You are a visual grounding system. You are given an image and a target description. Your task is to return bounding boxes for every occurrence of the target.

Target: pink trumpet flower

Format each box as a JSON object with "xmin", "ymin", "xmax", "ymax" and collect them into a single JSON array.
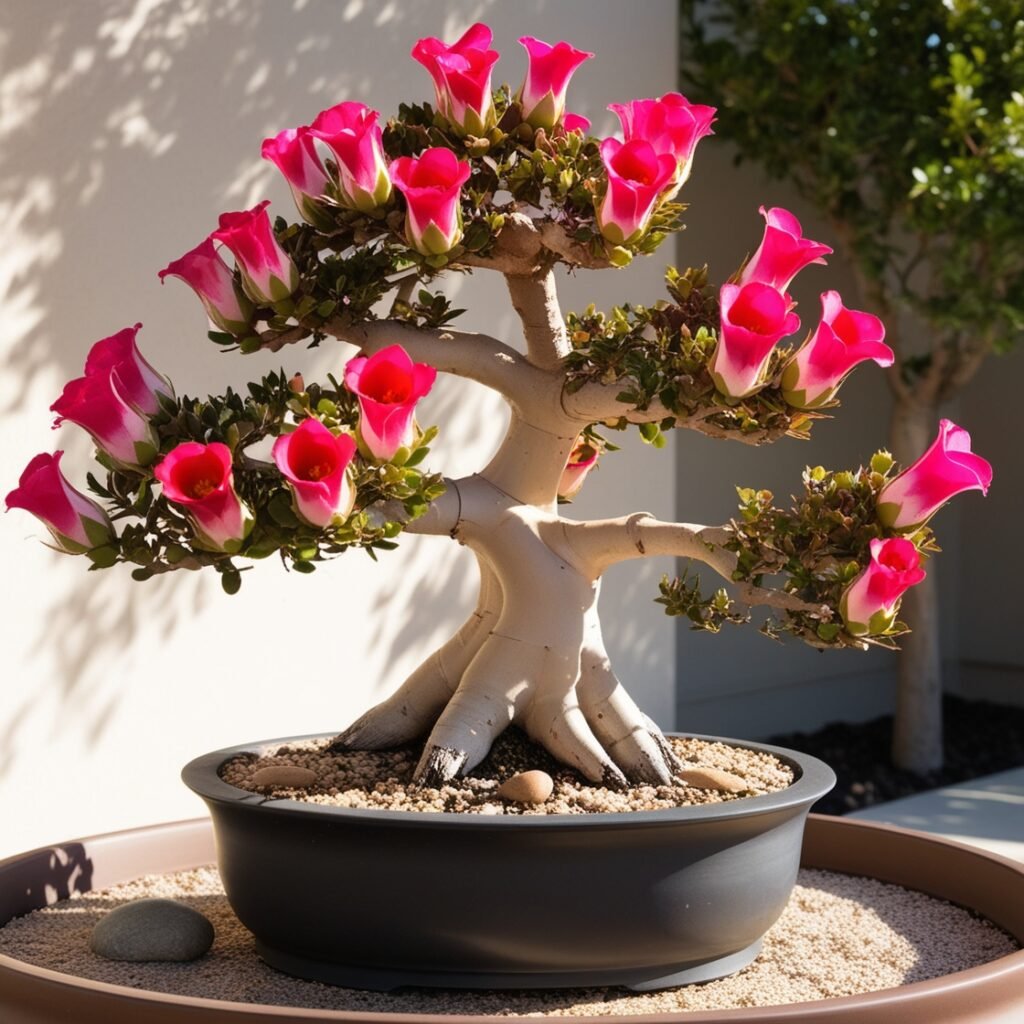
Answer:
[
  {"xmin": 411, "ymin": 23, "xmax": 499, "ymax": 136},
  {"xmin": 558, "ymin": 438, "xmax": 600, "ymax": 500},
  {"xmin": 389, "ymin": 148, "xmax": 472, "ymax": 256},
  {"xmin": 877, "ymin": 419, "xmax": 993, "ymax": 530},
  {"xmin": 261, "ymin": 126, "xmax": 331, "ymax": 224},
  {"xmin": 740, "ymin": 206, "xmax": 833, "ymax": 294},
  {"xmin": 344, "ymin": 344, "xmax": 437, "ymax": 461},
  {"xmin": 272, "ymin": 419, "xmax": 358, "ymax": 528},
  {"xmin": 83, "ymin": 323, "xmax": 174, "ymax": 417},
  {"xmin": 154, "ymin": 442, "xmax": 253, "ymax": 552},
  {"xmin": 609, "ymin": 92, "xmax": 715, "ymax": 194},
  {"xmin": 309, "ymin": 102, "xmax": 392, "ymax": 214},
  {"xmin": 781, "ymin": 292, "xmax": 894, "ymax": 409},
  {"xmin": 5, "ymin": 451, "xmax": 114, "ymax": 553},
  {"xmin": 709, "ymin": 282, "xmax": 801, "ymax": 399},
  {"xmin": 517, "ymin": 35, "xmax": 594, "ymax": 130},
  {"xmin": 840, "ymin": 537, "xmax": 927, "ymax": 637},
  {"xmin": 159, "ymin": 237, "xmax": 256, "ymax": 335},
  {"xmin": 51, "ymin": 369, "xmax": 159, "ymax": 468},
  {"xmin": 211, "ymin": 201, "xmax": 299, "ymax": 305},
  {"xmin": 562, "ymin": 111, "xmax": 591, "ymax": 135},
  {"xmin": 596, "ymin": 138, "xmax": 677, "ymax": 245}
]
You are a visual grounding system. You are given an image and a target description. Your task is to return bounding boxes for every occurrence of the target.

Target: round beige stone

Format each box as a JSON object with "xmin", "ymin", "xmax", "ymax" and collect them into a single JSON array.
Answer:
[
  {"xmin": 496, "ymin": 770, "xmax": 554, "ymax": 804},
  {"xmin": 250, "ymin": 765, "xmax": 317, "ymax": 789},
  {"xmin": 677, "ymin": 766, "xmax": 749, "ymax": 793}
]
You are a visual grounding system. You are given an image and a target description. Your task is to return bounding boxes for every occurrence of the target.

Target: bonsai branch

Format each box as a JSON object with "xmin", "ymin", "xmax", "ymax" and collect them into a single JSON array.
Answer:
[
  {"xmin": 325, "ymin": 316, "xmax": 552, "ymax": 406},
  {"xmin": 505, "ymin": 267, "xmax": 571, "ymax": 371},
  {"xmin": 458, "ymin": 212, "xmax": 614, "ymax": 275},
  {"xmin": 561, "ymin": 382, "xmax": 791, "ymax": 445},
  {"xmin": 562, "ymin": 513, "xmax": 828, "ymax": 616}
]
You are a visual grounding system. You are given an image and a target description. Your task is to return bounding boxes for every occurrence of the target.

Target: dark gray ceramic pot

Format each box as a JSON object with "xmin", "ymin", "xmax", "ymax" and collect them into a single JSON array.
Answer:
[{"xmin": 181, "ymin": 734, "xmax": 835, "ymax": 991}]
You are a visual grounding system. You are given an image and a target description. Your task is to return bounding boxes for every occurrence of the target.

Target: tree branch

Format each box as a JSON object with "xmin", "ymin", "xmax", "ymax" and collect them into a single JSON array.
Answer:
[
  {"xmin": 365, "ymin": 480, "xmax": 463, "ymax": 537},
  {"xmin": 561, "ymin": 384, "xmax": 792, "ymax": 445},
  {"xmin": 457, "ymin": 212, "xmax": 613, "ymax": 275},
  {"xmin": 559, "ymin": 513, "xmax": 828, "ymax": 616},
  {"xmin": 324, "ymin": 316, "xmax": 551, "ymax": 405},
  {"xmin": 505, "ymin": 267, "xmax": 571, "ymax": 370}
]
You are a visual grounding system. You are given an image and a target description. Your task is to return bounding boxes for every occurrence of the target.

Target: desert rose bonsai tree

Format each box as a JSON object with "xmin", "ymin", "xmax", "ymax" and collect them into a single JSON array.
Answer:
[{"xmin": 6, "ymin": 23, "xmax": 993, "ymax": 788}]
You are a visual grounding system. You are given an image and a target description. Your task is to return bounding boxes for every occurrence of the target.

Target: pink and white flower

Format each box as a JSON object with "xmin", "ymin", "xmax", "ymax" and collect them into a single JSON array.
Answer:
[
  {"xmin": 159, "ymin": 237, "xmax": 255, "ymax": 335},
  {"xmin": 154, "ymin": 442, "xmax": 253, "ymax": 552},
  {"xmin": 781, "ymin": 291, "xmax": 893, "ymax": 409},
  {"xmin": 558, "ymin": 438, "xmax": 599, "ymax": 500},
  {"xmin": 272, "ymin": 419, "xmax": 357, "ymax": 528},
  {"xmin": 609, "ymin": 92, "xmax": 715, "ymax": 194},
  {"xmin": 344, "ymin": 344, "xmax": 437, "ymax": 461},
  {"xmin": 596, "ymin": 138, "xmax": 677, "ymax": 245},
  {"xmin": 211, "ymin": 201, "xmax": 299, "ymax": 305},
  {"xmin": 389, "ymin": 148, "xmax": 472, "ymax": 256},
  {"xmin": 411, "ymin": 23, "xmax": 499, "ymax": 136},
  {"xmin": 309, "ymin": 102, "xmax": 392, "ymax": 214},
  {"xmin": 877, "ymin": 419, "xmax": 993, "ymax": 530},
  {"xmin": 5, "ymin": 451, "xmax": 114, "ymax": 553},
  {"xmin": 739, "ymin": 206, "xmax": 833, "ymax": 294},
  {"xmin": 83, "ymin": 323, "xmax": 174, "ymax": 417},
  {"xmin": 708, "ymin": 282, "xmax": 801, "ymax": 399},
  {"xmin": 51, "ymin": 370, "xmax": 159, "ymax": 468},
  {"xmin": 840, "ymin": 537, "xmax": 927, "ymax": 637},
  {"xmin": 517, "ymin": 36, "xmax": 594, "ymax": 130},
  {"xmin": 261, "ymin": 126, "xmax": 331, "ymax": 224}
]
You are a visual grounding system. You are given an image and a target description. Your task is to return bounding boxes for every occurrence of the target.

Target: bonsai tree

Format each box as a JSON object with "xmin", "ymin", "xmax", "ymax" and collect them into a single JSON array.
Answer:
[
  {"xmin": 6, "ymin": 23, "xmax": 993, "ymax": 788},
  {"xmin": 680, "ymin": 0, "xmax": 1022, "ymax": 774}
]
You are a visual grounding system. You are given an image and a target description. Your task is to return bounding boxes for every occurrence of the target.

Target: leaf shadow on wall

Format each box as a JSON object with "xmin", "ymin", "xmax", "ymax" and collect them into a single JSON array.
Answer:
[{"xmin": 0, "ymin": 0, "xmax": 506, "ymax": 776}]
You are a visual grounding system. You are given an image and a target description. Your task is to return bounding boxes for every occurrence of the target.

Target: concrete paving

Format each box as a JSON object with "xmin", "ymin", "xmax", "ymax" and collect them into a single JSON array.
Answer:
[{"xmin": 847, "ymin": 766, "xmax": 1024, "ymax": 862}]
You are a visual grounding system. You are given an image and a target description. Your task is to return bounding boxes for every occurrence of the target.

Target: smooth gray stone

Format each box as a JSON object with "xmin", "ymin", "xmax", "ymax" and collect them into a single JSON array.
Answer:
[{"xmin": 90, "ymin": 898, "xmax": 214, "ymax": 962}]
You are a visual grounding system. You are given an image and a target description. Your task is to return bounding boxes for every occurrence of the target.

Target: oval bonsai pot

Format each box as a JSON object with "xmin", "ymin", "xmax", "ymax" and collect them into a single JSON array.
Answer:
[
  {"xmin": 3, "ymin": 816, "xmax": 1024, "ymax": 1023},
  {"xmin": 180, "ymin": 733, "xmax": 835, "ymax": 991}
]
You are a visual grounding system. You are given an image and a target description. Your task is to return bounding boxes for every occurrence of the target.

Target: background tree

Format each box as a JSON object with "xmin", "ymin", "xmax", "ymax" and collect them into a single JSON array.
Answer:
[{"xmin": 680, "ymin": 0, "xmax": 1024, "ymax": 774}]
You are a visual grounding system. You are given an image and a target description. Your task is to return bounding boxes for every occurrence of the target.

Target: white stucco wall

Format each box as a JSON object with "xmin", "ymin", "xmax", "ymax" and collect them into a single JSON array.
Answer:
[{"xmin": 0, "ymin": 0, "xmax": 679, "ymax": 858}]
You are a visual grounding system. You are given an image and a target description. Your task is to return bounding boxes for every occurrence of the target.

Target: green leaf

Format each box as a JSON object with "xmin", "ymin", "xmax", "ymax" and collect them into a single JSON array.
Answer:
[
  {"xmin": 86, "ymin": 545, "xmax": 120, "ymax": 569},
  {"xmin": 220, "ymin": 570, "xmax": 242, "ymax": 595},
  {"xmin": 816, "ymin": 622, "xmax": 842, "ymax": 643}
]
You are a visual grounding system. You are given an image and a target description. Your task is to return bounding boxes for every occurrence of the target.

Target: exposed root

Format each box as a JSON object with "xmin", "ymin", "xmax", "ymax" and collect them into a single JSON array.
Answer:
[
  {"xmin": 415, "ymin": 745, "xmax": 468, "ymax": 789},
  {"xmin": 575, "ymin": 603, "xmax": 678, "ymax": 785},
  {"xmin": 329, "ymin": 557, "xmax": 501, "ymax": 754},
  {"xmin": 411, "ymin": 634, "xmax": 532, "ymax": 784}
]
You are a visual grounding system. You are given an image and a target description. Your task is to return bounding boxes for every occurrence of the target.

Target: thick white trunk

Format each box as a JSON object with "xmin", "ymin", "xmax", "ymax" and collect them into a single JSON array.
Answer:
[
  {"xmin": 330, "ymin": 217, "xmax": 826, "ymax": 786},
  {"xmin": 890, "ymin": 398, "xmax": 944, "ymax": 774}
]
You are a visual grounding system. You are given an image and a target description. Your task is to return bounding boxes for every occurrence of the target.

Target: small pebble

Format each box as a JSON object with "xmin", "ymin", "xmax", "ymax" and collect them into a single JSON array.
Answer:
[
  {"xmin": 677, "ymin": 766, "xmax": 749, "ymax": 793},
  {"xmin": 497, "ymin": 769, "xmax": 554, "ymax": 804},
  {"xmin": 251, "ymin": 765, "xmax": 317, "ymax": 789},
  {"xmin": 90, "ymin": 898, "xmax": 214, "ymax": 962}
]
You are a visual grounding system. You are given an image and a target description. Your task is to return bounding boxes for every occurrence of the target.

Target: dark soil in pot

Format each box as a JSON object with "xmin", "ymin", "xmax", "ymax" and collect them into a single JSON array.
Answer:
[{"xmin": 219, "ymin": 730, "xmax": 796, "ymax": 814}]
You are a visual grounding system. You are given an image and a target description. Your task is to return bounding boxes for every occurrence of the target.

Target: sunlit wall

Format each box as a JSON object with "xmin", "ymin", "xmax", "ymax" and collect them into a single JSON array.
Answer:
[{"xmin": 0, "ymin": 0, "xmax": 679, "ymax": 856}]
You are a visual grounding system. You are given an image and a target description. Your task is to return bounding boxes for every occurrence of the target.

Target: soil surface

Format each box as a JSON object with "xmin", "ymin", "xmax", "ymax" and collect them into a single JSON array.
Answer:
[
  {"xmin": 771, "ymin": 695, "xmax": 1024, "ymax": 816},
  {"xmin": 221, "ymin": 731, "xmax": 794, "ymax": 814}
]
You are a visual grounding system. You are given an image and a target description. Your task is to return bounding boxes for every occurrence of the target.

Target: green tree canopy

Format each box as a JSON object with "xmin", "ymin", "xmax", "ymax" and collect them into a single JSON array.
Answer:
[{"xmin": 681, "ymin": 0, "xmax": 1024, "ymax": 402}]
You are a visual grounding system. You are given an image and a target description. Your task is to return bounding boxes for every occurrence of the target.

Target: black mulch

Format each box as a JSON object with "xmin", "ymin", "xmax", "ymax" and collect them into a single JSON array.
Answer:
[{"xmin": 769, "ymin": 695, "xmax": 1024, "ymax": 816}]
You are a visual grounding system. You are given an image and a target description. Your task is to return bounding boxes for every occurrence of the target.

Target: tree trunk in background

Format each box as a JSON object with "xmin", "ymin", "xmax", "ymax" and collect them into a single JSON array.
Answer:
[{"xmin": 890, "ymin": 397, "xmax": 944, "ymax": 774}]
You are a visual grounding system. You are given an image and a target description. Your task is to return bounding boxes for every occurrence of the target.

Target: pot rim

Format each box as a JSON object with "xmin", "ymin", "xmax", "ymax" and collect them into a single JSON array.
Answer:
[{"xmin": 181, "ymin": 732, "xmax": 837, "ymax": 829}]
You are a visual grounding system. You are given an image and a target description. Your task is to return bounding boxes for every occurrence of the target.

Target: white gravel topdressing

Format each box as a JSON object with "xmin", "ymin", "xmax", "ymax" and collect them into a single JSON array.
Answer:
[{"xmin": 0, "ymin": 864, "xmax": 1017, "ymax": 1016}]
